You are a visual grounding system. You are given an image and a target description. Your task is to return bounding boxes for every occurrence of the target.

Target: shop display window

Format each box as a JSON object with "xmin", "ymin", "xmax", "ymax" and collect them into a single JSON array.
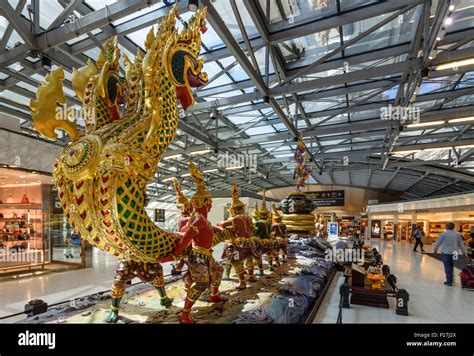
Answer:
[
  {"xmin": 0, "ymin": 167, "xmax": 86, "ymax": 274},
  {"xmin": 0, "ymin": 178, "xmax": 50, "ymax": 272}
]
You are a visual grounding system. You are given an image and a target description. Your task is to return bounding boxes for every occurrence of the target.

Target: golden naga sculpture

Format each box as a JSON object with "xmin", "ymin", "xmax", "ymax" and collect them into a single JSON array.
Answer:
[
  {"xmin": 30, "ymin": 5, "xmax": 209, "ymax": 263},
  {"xmin": 30, "ymin": 68, "xmax": 78, "ymax": 140}
]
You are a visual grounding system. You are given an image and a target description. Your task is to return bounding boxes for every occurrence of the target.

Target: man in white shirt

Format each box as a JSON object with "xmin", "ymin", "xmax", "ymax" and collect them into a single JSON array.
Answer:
[{"xmin": 434, "ymin": 222, "xmax": 468, "ymax": 286}]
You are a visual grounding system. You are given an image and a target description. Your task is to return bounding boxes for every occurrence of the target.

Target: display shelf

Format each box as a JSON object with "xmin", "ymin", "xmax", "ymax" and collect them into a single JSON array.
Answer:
[
  {"xmin": 429, "ymin": 221, "xmax": 447, "ymax": 242},
  {"xmin": 384, "ymin": 222, "xmax": 393, "ymax": 240},
  {"xmin": 0, "ymin": 203, "xmax": 42, "ymax": 209},
  {"xmin": 0, "ymin": 233, "xmax": 41, "ymax": 237},
  {"xmin": 0, "ymin": 218, "xmax": 41, "ymax": 222},
  {"xmin": 460, "ymin": 222, "xmax": 474, "ymax": 242}
]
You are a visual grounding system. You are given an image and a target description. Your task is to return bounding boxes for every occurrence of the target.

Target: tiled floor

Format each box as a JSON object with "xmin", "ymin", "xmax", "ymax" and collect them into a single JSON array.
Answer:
[
  {"xmin": 1, "ymin": 240, "xmax": 471, "ymax": 323},
  {"xmin": 0, "ymin": 246, "xmax": 225, "ymax": 322},
  {"xmin": 313, "ymin": 239, "xmax": 473, "ymax": 324},
  {"xmin": 0, "ymin": 250, "xmax": 119, "ymax": 320}
]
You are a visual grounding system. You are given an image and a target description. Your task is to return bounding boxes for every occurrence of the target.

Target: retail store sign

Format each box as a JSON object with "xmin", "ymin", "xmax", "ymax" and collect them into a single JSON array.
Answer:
[
  {"xmin": 328, "ymin": 222, "xmax": 338, "ymax": 241},
  {"xmin": 154, "ymin": 209, "xmax": 165, "ymax": 223},
  {"xmin": 307, "ymin": 190, "xmax": 345, "ymax": 207}
]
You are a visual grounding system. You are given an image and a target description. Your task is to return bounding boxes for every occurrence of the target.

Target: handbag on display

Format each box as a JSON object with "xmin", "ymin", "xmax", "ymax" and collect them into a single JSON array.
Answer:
[{"xmin": 21, "ymin": 194, "xmax": 30, "ymax": 204}]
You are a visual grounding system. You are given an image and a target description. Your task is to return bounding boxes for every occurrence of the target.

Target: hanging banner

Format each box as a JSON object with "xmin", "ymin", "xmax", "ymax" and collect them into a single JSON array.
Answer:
[{"xmin": 307, "ymin": 190, "xmax": 345, "ymax": 207}]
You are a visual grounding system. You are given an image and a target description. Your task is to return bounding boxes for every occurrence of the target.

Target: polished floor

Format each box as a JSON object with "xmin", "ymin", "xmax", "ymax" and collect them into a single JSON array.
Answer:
[
  {"xmin": 0, "ymin": 250, "xmax": 120, "ymax": 320},
  {"xmin": 0, "ymin": 240, "xmax": 472, "ymax": 323},
  {"xmin": 314, "ymin": 239, "xmax": 473, "ymax": 324},
  {"xmin": 0, "ymin": 246, "xmax": 224, "ymax": 322}
]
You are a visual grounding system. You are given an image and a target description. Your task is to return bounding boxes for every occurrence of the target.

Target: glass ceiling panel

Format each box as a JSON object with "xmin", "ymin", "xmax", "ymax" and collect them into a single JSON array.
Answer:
[
  {"xmin": 446, "ymin": 2, "xmax": 474, "ymax": 33},
  {"xmin": 8, "ymin": 0, "xmax": 20, "ymax": 8},
  {"xmin": 217, "ymin": 131, "xmax": 238, "ymax": 140},
  {"xmin": 302, "ymin": 98, "xmax": 345, "ymax": 112},
  {"xmin": 84, "ymin": 47, "xmax": 101, "ymax": 61},
  {"xmin": 206, "ymin": 90, "xmax": 247, "ymax": 99},
  {"xmin": 0, "ymin": 72, "xmax": 9, "ymax": 80},
  {"xmin": 340, "ymin": 0, "xmax": 377, "ymax": 12},
  {"xmin": 442, "ymin": 94, "xmax": 474, "ymax": 108},
  {"xmin": 85, "ymin": 0, "xmax": 117, "ymax": 10},
  {"xmin": 278, "ymin": 28, "xmax": 341, "ymax": 64},
  {"xmin": 8, "ymin": 62, "xmax": 23, "ymax": 71},
  {"xmin": 219, "ymin": 57, "xmax": 250, "ymax": 81},
  {"xmin": 40, "ymin": 0, "xmax": 64, "ymax": 29},
  {"xmin": 213, "ymin": 0, "xmax": 259, "ymax": 42},
  {"xmin": 201, "ymin": 61, "xmax": 234, "ymax": 88},
  {"xmin": 31, "ymin": 73, "xmax": 45, "ymax": 82},
  {"xmin": 16, "ymin": 81, "xmax": 36, "ymax": 92},
  {"xmin": 310, "ymin": 113, "xmax": 347, "ymax": 125},
  {"xmin": 126, "ymin": 25, "xmax": 155, "ymax": 50},
  {"xmin": 457, "ymin": 72, "xmax": 474, "ymax": 88},
  {"xmin": 245, "ymin": 125, "xmax": 276, "ymax": 136},
  {"xmin": 5, "ymin": 29, "xmax": 24, "ymax": 49},
  {"xmin": 66, "ymin": 29, "xmax": 102, "ymax": 45},
  {"xmin": 0, "ymin": 16, "xmax": 8, "ymax": 40},
  {"xmin": 419, "ymin": 78, "xmax": 456, "ymax": 95},
  {"xmin": 0, "ymin": 101, "xmax": 29, "ymax": 114},
  {"xmin": 1, "ymin": 90, "xmax": 30, "ymax": 106},
  {"xmin": 347, "ymin": 87, "xmax": 396, "ymax": 102},
  {"xmin": 274, "ymin": 123, "xmax": 288, "ymax": 131},
  {"xmin": 254, "ymin": 47, "xmax": 275, "ymax": 76},
  {"xmin": 227, "ymin": 115, "xmax": 257, "ymax": 125},
  {"xmin": 262, "ymin": 0, "xmax": 338, "ymax": 26},
  {"xmin": 113, "ymin": 2, "xmax": 165, "ymax": 26},
  {"xmin": 343, "ymin": 8, "xmax": 417, "ymax": 56}
]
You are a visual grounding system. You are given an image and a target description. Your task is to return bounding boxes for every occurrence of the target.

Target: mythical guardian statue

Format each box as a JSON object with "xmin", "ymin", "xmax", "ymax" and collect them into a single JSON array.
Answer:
[{"xmin": 30, "ymin": 6, "xmax": 213, "ymax": 322}]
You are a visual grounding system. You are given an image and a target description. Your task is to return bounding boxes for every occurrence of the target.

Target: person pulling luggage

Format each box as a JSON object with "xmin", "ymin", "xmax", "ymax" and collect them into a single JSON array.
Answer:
[{"xmin": 433, "ymin": 222, "xmax": 469, "ymax": 286}]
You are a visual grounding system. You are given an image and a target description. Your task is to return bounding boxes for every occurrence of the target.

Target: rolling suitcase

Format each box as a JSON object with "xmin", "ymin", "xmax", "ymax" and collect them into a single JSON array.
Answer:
[{"xmin": 460, "ymin": 264, "xmax": 474, "ymax": 289}]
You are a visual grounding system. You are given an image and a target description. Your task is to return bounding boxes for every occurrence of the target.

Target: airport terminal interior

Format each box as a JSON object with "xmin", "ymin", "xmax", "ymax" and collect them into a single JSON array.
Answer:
[{"xmin": 0, "ymin": 0, "xmax": 473, "ymax": 327}]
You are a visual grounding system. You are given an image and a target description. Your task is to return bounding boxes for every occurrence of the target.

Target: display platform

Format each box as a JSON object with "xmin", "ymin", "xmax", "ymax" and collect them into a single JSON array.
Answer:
[{"xmin": 15, "ymin": 238, "xmax": 335, "ymax": 324}]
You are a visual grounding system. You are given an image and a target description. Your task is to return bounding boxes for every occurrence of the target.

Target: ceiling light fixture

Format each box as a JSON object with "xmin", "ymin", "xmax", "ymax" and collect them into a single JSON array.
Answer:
[
  {"xmin": 188, "ymin": 0, "xmax": 199, "ymax": 12},
  {"xmin": 448, "ymin": 117, "xmax": 474, "ymax": 123},
  {"xmin": 435, "ymin": 58, "xmax": 474, "ymax": 71},
  {"xmin": 203, "ymin": 168, "xmax": 218, "ymax": 173},
  {"xmin": 190, "ymin": 149, "xmax": 213, "ymax": 155},
  {"xmin": 162, "ymin": 177, "xmax": 174, "ymax": 182},
  {"xmin": 394, "ymin": 144, "xmax": 474, "ymax": 154},
  {"xmin": 226, "ymin": 166, "xmax": 245, "ymax": 170},
  {"xmin": 165, "ymin": 154, "xmax": 183, "ymax": 160},
  {"xmin": 444, "ymin": 17, "xmax": 453, "ymax": 26},
  {"xmin": 406, "ymin": 120, "xmax": 445, "ymax": 128}
]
